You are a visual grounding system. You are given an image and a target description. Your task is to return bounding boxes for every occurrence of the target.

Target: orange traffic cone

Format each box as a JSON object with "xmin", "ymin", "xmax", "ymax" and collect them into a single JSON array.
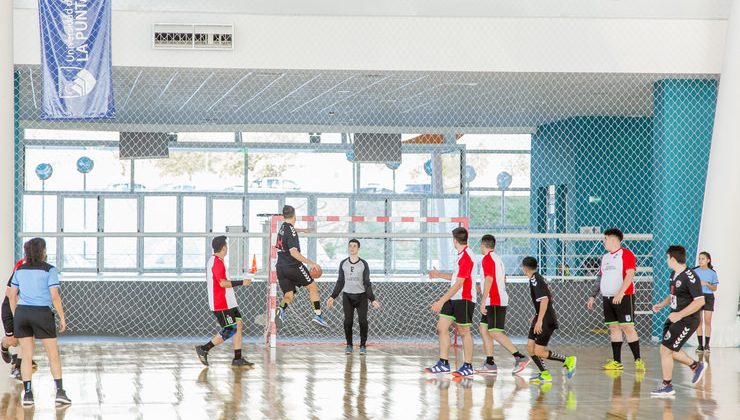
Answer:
[{"xmin": 250, "ymin": 254, "xmax": 258, "ymax": 273}]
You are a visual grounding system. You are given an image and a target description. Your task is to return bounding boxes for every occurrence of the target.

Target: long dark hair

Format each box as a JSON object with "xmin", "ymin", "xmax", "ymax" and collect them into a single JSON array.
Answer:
[
  {"xmin": 699, "ymin": 251, "xmax": 714, "ymax": 270},
  {"xmin": 23, "ymin": 238, "xmax": 47, "ymax": 265}
]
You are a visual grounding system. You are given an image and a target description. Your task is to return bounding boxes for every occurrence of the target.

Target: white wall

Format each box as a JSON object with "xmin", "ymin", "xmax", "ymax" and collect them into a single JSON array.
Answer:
[{"xmin": 13, "ymin": 9, "xmax": 726, "ymax": 74}]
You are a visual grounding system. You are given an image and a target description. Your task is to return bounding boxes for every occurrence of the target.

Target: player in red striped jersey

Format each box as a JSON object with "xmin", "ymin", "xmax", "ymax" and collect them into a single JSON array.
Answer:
[
  {"xmin": 477, "ymin": 234, "xmax": 529, "ymax": 375},
  {"xmin": 425, "ymin": 227, "xmax": 477, "ymax": 378},
  {"xmin": 195, "ymin": 236, "xmax": 254, "ymax": 368}
]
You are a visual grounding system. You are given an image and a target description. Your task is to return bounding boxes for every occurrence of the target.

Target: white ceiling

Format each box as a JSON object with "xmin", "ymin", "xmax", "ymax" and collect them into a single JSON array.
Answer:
[
  {"xmin": 15, "ymin": 66, "xmax": 718, "ymax": 131},
  {"xmin": 12, "ymin": 0, "xmax": 732, "ymax": 19}
]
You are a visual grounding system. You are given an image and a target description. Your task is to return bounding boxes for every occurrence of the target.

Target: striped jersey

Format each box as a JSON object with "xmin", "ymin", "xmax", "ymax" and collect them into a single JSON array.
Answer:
[
  {"xmin": 450, "ymin": 246, "xmax": 476, "ymax": 302},
  {"xmin": 480, "ymin": 251, "xmax": 508, "ymax": 306},
  {"xmin": 598, "ymin": 248, "xmax": 636, "ymax": 297},
  {"xmin": 207, "ymin": 255, "xmax": 237, "ymax": 311}
]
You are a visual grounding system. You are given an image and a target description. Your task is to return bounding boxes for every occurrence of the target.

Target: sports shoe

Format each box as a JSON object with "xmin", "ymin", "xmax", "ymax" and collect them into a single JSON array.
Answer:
[
  {"xmin": 22, "ymin": 391, "xmax": 34, "ymax": 407},
  {"xmin": 1, "ymin": 346, "xmax": 10, "ymax": 364},
  {"xmin": 691, "ymin": 361, "xmax": 706, "ymax": 385},
  {"xmin": 602, "ymin": 359, "xmax": 624, "ymax": 370},
  {"xmin": 275, "ymin": 307, "xmax": 285, "ymax": 330},
  {"xmin": 650, "ymin": 383, "xmax": 675, "ymax": 397},
  {"xmin": 635, "ymin": 359, "xmax": 646, "ymax": 372},
  {"xmin": 451, "ymin": 364, "xmax": 476, "ymax": 378},
  {"xmin": 477, "ymin": 362, "xmax": 498, "ymax": 374},
  {"xmin": 564, "ymin": 356, "xmax": 577, "ymax": 379},
  {"xmin": 529, "ymin": 371, "xmax": 553, "ymax": 383},
  {"xmin": 312, "ymin": 314, "xmax": 329, "ymax": 328},
  {"xmin": 424, "ymin": 360, "xmax": 451, "ymax": 374},
  {"xmin": 13, "ymin": 368, "xmax": 21, "ymax": 381},
  {"xmin": 512, "ymin": 356, "xmax": 530, "ymax": 375},
  {"xmin": 696, "ymin": 346, "xmax": 705, "ymax": 353},
  {"xmin": 345, "ymin": 345, "xmax": 353, "ymax": 354},
  {"xmin": 55, "ymin": 389, "xmax": 71, "ymax": 406},
  {"xmin": 232, "ymin": 358, "xmax": 254, "ymax": 368},
  {"xmin": 359, "ymin": 346, "xmax": 367, "ymax": 355},
  {"xmin": 195, "ymin": 346, "xmax": 209, "ymax": 366},
  {"xmin": 704, "ymin": 346, "xmax": 711, "ymax": 353}
]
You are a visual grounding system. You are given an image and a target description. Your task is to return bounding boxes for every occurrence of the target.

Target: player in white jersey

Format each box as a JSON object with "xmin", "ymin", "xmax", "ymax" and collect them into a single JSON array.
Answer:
[
  {"xmin": 477, "ymin": 234, "xmax": 529, "ymax": 375},
  {"xmin": 425, "ymin": 227, "xmax": 477, "ymax": 378},
  {"xmin": 586, "ymin": 228, "xmax": 645, "ymax": 372}
]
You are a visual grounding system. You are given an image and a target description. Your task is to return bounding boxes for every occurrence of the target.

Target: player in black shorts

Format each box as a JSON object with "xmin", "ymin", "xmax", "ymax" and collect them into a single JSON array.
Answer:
[
  {"xmin": 521, "ymin": 257, "xmax": 576, "ymax": 383},
  {"xmin": 1, "ymin": 258, "xmax": 38, "ymax": 379},
  {"xmin": 274, "ymin": 205, "xmax": 329, "ymax": 328},
  {"xmin": 650, "ymin": 246, "xmax": 707, "ymax": 397}
]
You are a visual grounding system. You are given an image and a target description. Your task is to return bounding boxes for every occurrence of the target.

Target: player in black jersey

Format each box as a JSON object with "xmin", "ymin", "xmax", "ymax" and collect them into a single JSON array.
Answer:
[
  {"xmin": 274, "ymin": 205, "xmax": 329, "ymax": 328},
  {"xmin": 650, "ymin": 246, "xmax": 706, "ymax": 397},
  {"xmin": 521, "ymin": 257, "xmax": 576, "ymax": 383}
]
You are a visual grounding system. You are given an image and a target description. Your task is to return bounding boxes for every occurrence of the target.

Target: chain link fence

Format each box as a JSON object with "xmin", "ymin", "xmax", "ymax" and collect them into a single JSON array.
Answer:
[{"xmin": 11, "ymin": 4, "xmax": 719, "ymax": 343}]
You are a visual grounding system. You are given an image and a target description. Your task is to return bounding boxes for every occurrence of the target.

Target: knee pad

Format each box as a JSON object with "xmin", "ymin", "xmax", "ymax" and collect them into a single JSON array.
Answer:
[{"xmin": 219, "ymin": 325, "xmax": 236, "ymax": 340}]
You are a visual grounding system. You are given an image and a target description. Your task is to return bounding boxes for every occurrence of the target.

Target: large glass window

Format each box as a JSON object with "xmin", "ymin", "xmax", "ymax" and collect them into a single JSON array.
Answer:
[
  {"xmin": 134, "ymin": 150, "xmax": 244, "ymax": 192},
  {"xmin": 248, "ymin": 152, "xmax": 353, "ymax": 193}
]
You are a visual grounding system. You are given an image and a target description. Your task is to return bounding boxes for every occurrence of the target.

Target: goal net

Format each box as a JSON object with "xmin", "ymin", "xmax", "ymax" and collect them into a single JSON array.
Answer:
[{"xmin": 260, "ymin": 215, "xmax": 654, "ymax": 347}]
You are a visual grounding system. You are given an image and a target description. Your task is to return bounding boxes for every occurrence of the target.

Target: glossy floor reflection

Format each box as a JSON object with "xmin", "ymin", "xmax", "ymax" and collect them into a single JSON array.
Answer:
[{"xmin": 0, "ymin": 341, "xmax": 736, "ymax": 419}]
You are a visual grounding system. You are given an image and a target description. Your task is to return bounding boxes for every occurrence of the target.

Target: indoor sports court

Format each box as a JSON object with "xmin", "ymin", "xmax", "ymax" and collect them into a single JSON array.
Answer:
[{"xmin": 0, "ymin": 1, "xmax": 738, "ymax": 419}]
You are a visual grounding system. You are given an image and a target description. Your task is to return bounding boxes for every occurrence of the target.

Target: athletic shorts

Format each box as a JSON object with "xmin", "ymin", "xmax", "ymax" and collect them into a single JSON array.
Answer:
[
  {"xmin": 528, "ymin": 317, "xmax": 558, "ymax": 346},
  {"xmin": 213, "ymin": 307, "xmax": 242, "ymax": 328},
  {"xmin": 662, "ymin": 316, "xmax": 700, "ymax": 351},
  {"xmin": 480, "ymin": 305, "xmax": 507, "ymax": 332},
  {"xmin": 440, "ymin": 299, "xmax": 475, "ymax": 326},
  {"xmin": 603, "ymin": 295, "xmax": 636, "ymax": 325},
  {"xmin": 703, "ymin": 293, "xmax": 715, "ymax": 311},
  {"xmin": 14, "ymin": 305, "xmax": 56, "ymax": 339},
  {"xmin": 276, "ymin": 264, "xmax": 314, "ymax": 294},
  {"xmin": 1, "ymin": 298, "xmax": 13, "ymax": 337}
]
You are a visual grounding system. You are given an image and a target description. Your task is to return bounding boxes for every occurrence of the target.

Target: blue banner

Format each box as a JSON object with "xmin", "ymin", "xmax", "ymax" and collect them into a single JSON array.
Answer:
[{"xmin": 39, "ymin": 0, "xmax": 115, "ymax": 119}]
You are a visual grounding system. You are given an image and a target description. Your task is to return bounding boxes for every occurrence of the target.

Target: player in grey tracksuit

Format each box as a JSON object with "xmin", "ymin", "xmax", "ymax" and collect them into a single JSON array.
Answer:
[{"xmin": 326, "ymin": 239, "xmax": 380, "ymax": 354}]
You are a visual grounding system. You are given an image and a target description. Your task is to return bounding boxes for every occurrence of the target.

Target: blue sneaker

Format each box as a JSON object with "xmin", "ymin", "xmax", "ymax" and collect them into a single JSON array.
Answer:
[
  {"xmin": 691, "ymin": 361, "xmax": 706, "ymax": 384},
  {"xmin": 312, "ymin": 314, "xmax": 329, "ymax": 328},
  {"xmin": 359, "ymin": 346, "xmax": 367, "ymax": 355},
  {"xmin": 650, "ymin": 383, "xmax": 676, "ymax": 397},
  {"xmin": 345, "ymin": 345, "xmax": 353, "ymax": 354},
  {"xmin": 452, "ymin": 364, "xmax": 476, "ymax": 378},
  {"xmin": 275, "ymin": 307, "xmax": 285, "ymax": 329},
  {"xmin": 425, "ymin": 360, "xmax": 451, "ymax": 374}
]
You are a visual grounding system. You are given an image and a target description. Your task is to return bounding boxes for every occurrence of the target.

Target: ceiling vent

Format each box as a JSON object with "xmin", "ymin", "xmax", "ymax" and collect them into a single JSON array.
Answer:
[{"xmin": 153, "ymin": 24, "xmax": 233, "ymax": 50}]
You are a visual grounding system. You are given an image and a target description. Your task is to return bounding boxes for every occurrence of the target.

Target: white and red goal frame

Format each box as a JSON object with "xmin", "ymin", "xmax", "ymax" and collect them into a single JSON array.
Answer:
[{"xmin": 264, "ymin": 215, "xmax": 469, "ymax": 347}]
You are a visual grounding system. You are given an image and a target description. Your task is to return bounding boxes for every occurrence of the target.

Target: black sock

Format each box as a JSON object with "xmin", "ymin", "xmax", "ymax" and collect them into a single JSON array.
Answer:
[
  {"xmin": 512, "ymin": 351, "xmax": 525, "ymax": 359},
  {"xmin": 690, "ymin": 361, "xmax": 698, "ymax": 370},
  {"xmin": 697, "ymin": 335, "xmax": 704, "ymax": 347},
  {"xmin": 705, "ymin": 337, "xmax": 710, "ymax": 348},
  {"xmin": 531, "ymin": 356, "xmax": 547, "ymax": 372},
  {"xmin": 313, "ymin": 300, "xmax": 321, "ymax": 316},
  {"xmin": 234, "ymin": 349, "xmax": 242, "ymax": 360},
  {"xmin": 485, "ymin": 356, "xmax": 495, "ymax": 365},
  {"xmin": 611, "ymin": 341, "xmax": 623, "ymax": 363},
  {"xmin": 23, "ymin": 381, "xmax": 31, "ymax": 393},
  {"xmin": 202, "ymin": 341, "xmax": 215, "ymax": 351},
  {"xmin": 280, "ymin": 301, "xmax": 288, "ymax": 310},
  {"xmin": 439, "ymin": 358, "xmax": 449, "ymax": 365},
  {"xmin": 54, "ymin": 378, "xmax": 63, "ymax": 391},
  {"xmin": 546, "ymin": 350, "xmax": 566, "ymax": 363},
  {"xmin": 662, "ymin": 379, "xmax": 672, "ymax": 386},
  {"xmin": 628, "ymin": 340, "xmax": 641, "ymax": 360},
  {"xmin": 15, "ymin": 357, "xmax": 21, "ymax": 369}
]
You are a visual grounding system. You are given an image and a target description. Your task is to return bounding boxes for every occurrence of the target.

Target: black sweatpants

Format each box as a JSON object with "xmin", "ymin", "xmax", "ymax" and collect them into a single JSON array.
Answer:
[{"xmin": 343, "ymin": 292, "xmax": 369, "ymax": 347}]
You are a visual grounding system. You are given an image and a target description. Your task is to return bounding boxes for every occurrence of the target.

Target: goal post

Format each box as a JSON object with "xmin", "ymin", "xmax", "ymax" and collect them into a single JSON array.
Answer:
[{"xmin": 264, "ymin": 215, "xmax": 469, "ymax": 348}]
